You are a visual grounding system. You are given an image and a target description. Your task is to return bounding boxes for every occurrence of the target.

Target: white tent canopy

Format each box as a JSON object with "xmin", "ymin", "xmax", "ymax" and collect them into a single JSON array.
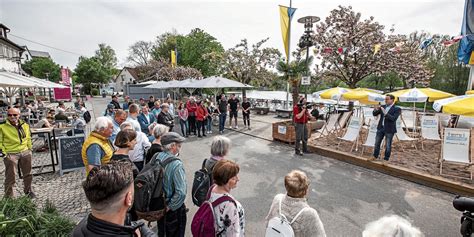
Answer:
[{"xmin": 191, "ymin": 76, "xmax": 252, "ymax": 89}]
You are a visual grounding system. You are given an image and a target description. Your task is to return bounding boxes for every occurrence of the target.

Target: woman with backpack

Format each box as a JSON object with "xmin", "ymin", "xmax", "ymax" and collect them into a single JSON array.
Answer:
[
  {"xmin": 112, "ymin": 129, "xmax": 139, "ymax": 178},
  {"xmin": 145, "ymin": 124, "xmax": 169, "ymax": 164},
  {"xmin": 210, "ymin": 160, "xmax": 245, "ymax": 236},
  {"xmin": 265, "ymin": 170, "xmax": 326, "ymax": 237}
]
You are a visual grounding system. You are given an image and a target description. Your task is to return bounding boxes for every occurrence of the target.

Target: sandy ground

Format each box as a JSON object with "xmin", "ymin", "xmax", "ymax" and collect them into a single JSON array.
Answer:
[{"xmin": 309, "ymin": 127, "xmax": 474, "ymax": 185}]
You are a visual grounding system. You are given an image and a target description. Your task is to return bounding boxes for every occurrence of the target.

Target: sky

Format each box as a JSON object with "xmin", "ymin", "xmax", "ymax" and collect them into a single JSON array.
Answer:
[{"xmin": 0, "ymin": 0, "xmax": 467, "ymax": 69}]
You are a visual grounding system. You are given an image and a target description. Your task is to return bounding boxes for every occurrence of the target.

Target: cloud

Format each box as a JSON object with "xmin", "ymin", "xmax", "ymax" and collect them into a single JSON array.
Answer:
[{"xmin": 0, "ymin": 0, "xmax": 465, "ymax": 69}]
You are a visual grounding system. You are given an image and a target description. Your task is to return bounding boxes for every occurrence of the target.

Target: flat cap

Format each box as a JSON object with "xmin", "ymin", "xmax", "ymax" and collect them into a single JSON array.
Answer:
[{"xmin": 161, "ymin": 132, "xmax": 185, "ymax": 146}]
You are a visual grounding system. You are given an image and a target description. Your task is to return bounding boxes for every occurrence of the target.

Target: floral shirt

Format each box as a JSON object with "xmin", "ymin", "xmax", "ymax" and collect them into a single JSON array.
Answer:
[{"xmin": 209, "ymin": 192, "xmax": 245, "ymax": 237}]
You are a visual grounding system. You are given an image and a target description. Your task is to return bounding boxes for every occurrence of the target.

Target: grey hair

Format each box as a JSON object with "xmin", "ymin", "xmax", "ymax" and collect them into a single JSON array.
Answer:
[
  {"xmin": 120, "ymin": 121, "xmax": 133, "ymax": 131},
  {"xmin": 94, "ymin": 117, "xmax": 112, "ymax": 132},
  {"xmin": 153, "ymin": 124, "xmax": 169, "ymax": 139},
  {"xmin": 211, "ymin": 136, "xmax": 231, "ymax": 157},
  {"xmin": 163, "ymin": 142, "xmax": 176, "ymax": 151},
  {"xmin": 362, "ymin": 215, "xmax": 424, "ymax": 237}
]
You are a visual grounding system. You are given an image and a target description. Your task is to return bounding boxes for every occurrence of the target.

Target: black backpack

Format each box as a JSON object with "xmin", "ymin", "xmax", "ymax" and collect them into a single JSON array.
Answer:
[
  {"xmin": 134, "ymin": 152, "xmax": 179, "ymax": 222},
  {"xmin": 83, "ymin": 111, "xmax": 92, "ymax": 124},
  {"xmin": 192, "ymin": 158, "xmax": 217, "ymax": 207}
]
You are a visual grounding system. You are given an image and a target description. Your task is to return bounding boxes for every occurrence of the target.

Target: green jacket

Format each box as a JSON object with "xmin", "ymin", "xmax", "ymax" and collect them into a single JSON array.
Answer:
[{"xmin": 0, "ymin": 119, "xmax": 32, "ymax": 154}]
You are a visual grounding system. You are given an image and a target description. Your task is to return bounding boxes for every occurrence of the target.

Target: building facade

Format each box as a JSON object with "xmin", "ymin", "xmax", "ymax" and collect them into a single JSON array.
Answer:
[
  {"xmin": 0, "ymin": 24, "xmax": 24, "ymax": 73},
  {"xmin": 114, "ymin": 67, "xmax": 139, "ymax": 92}
]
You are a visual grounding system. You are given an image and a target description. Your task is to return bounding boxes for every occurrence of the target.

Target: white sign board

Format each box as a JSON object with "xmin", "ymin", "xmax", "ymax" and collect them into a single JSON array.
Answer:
[
  {"xmin": 442, "ymin": 128, "xmax": 471, "ymax": 164},
  {"xmin": 301, "ymin": 76, "xmax": 311, "ymax": 86},
  {"xmin": 278, "ymin": 125, "xmax": 287, "ymax": 135}
]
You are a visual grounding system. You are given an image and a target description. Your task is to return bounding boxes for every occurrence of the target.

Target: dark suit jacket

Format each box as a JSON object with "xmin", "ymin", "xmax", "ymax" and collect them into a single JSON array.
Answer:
[
  {"xmin": 373, "ymin": 104, "xmax": 401, "ymax": 134},
  {"xmin": 137, "ymin": 113, "xmax": 155, "ymax": 134}
]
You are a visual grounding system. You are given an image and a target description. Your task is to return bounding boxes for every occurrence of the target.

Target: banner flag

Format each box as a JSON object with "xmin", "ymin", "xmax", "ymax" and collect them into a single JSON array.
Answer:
[
  {"xmin": 458, "ymin": 0, "xmax": 474, "ymax": 64},
  {"xmin": 279, "ymin": 5, "xmax": 296, "ymax": 61},
  {"xmin": 171, "ymin": 50, "xmax": 177, "ymax": 67}
]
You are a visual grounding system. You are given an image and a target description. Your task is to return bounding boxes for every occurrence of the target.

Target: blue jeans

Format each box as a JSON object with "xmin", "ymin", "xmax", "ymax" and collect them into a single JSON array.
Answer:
[
  {"xmin": 219, "ymin": 113, "xmax": 227, "ymax": 132},
  {"xmin": 179, "ymin": 119, "xmax": 188, "ymax": 137},
  {"xmin": 373, "ymin": 130, "xmax": 395, "ymax": 160},
  {"xmin": 206, "ymin": 117, "xmax": 212, "ymax": 132}
]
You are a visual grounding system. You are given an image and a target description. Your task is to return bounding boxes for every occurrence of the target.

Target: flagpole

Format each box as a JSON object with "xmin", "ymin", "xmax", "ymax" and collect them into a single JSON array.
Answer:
[{"xmin": 285, "ymin": 0, "xmax": 292, "ymax": 109}]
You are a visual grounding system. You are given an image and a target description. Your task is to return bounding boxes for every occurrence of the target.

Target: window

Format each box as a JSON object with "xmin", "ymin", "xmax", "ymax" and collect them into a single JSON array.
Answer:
[{"xmin": 0, "ymin": 45, "xmax": 4, "ymax": 56}]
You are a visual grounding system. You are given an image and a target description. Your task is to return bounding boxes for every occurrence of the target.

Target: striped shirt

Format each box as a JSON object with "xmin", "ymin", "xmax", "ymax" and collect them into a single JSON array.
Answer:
[{"xmin": 155, "ymin": 151, "xmax": 187, "ymax": 211}]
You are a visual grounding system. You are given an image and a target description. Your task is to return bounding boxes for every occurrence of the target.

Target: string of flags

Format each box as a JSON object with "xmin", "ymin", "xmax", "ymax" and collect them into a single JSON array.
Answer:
[{"xmin": 315, "ymin": 34, "xmax": 473, "ymax": 56}]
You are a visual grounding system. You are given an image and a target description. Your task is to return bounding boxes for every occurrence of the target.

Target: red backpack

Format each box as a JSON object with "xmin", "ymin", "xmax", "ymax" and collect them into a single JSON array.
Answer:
[{"xmin": 191, "ymin": 189, "xmax": 237, "ymax": 237}]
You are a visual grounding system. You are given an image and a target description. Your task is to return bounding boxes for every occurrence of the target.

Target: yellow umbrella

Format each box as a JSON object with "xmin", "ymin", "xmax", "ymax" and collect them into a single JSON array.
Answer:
[
  {"xmin": 466, "ymin": 90, "xmax": 474, "ymax": 95},
  {"xmin": 390, "ymin": 87, "xmax": 454, "ymax": 102},
  {"xmin": 433, "ymin": 94, "xmax": 474, "ymax": 117},
  {"xmin": 342, "ymin": 89, "xmax": 385, "ymax": 105},
  {"xmin": 313, "ymin": 87, "xmax": 353, "ymax": 100}
]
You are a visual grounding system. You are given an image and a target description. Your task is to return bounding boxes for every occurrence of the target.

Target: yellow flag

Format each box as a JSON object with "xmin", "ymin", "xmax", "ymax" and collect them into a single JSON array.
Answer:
[
  {"xmin": 279, "ymin": 5, "xmax": 296, "ymax": 62},
  {"xmin": 373, "ymin": 44, "xmax": 381, "ymax": 55},
  {"xmin": 171, "ymin": 50, "xmax": 177, "ymax": 67},
  {"xmin": 469, "ymin": 51, "xmax": 474, "ymax": 65}
]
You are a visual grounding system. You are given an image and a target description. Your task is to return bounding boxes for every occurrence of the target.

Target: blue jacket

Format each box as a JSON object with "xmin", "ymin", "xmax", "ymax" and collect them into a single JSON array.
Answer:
[
  {"xmin": 373, "ymin": 104, "xmax": 401, "ymax": 134},
  {"xmin": 137, "ymin": 112, "xmax": 155, "ymax": 134}
]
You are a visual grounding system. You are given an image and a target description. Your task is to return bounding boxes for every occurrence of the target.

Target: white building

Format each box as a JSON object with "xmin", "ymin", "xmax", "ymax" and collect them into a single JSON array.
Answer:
[
  {"xmin": 0, "ymin": 24, "xmax": 24, "ymax": 73},
  {"xmin": 115, "ymin": 67, "xmax": 139, "ymax": 92}
]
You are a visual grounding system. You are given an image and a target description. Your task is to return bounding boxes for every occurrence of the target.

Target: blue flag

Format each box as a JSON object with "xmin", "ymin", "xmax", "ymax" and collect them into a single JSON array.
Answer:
[{"xmin": 458, "ymin": 0, "xmax": 474, "ymax": 64}]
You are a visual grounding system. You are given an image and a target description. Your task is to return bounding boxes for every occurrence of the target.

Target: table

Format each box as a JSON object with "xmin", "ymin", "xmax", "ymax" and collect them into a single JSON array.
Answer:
[
  {"xmin": 276, "ymin": 108, "xmax": 293, "ymax": 118},
  {"xmin": 21, "ymin": 127, "xmax": 57, "ymax": 176}
]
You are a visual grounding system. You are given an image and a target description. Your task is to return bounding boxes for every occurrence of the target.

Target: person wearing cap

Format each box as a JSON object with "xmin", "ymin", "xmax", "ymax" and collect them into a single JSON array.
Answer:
[
  {"xmin": 104, "ymin": 103, "xmax": 115, "ymax": 118},
  {"xmin": 157, "ymin": 103, "xmax": 174, "ymax": 132},
  {"xmin": 154, "ymin": 132, "xmax": 187, "ymax": 237}
]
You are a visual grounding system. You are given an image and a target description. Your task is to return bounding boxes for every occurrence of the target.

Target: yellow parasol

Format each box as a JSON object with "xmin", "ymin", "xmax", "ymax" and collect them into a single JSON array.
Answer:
[
  {"xmin": 433, "ymin": 94, "xmax": 474, "ymax": 117},
  {"xmin": 466, "ymin": 90, "xmax": 474, "ymax": 95}
]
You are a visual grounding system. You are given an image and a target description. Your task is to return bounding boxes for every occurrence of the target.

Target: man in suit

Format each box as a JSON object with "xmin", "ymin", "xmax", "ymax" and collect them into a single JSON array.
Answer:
[
  {"xmin": 137, "ymin": 105, "xmax": 155, "ymax": 135},
  {"xmin": 370, "ymin": 94, "xmax": 401, "ymax": 163}
]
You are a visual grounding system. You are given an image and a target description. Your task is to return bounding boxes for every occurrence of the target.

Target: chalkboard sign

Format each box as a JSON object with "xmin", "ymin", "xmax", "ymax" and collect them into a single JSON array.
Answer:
[{"xmin": 58, "ymin": 135, "xmax": 85, "ymax": 176}]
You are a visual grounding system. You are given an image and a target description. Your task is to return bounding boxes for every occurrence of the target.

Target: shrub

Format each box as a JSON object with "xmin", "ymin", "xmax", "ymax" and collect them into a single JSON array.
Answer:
[
  {"xmin": 91, "ymin": 88, "xmax": 99, "ymax": 96},
  {"xmin": 0, "ymin": 197, "xmax": 75, "ymax": 236}
]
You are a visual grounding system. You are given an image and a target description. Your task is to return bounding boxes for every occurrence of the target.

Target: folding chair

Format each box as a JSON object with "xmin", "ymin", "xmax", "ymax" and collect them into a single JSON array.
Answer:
[
  {"xmin": 335, "ymin": 111, "xmax": 353, "ymax": 136},
  {"xmin": 420, "ymin": 115, "xmax": 441, "ymax": 150},
  {"xmin": 314, "ymin": 113, "xmax": 340, "ymax": 138},
  {"xmin": 401, "ymin": 110, "xmax": 419, "ymax": 136},
  {"xmin": 456, "ymin": 116, "xmax": 474, "ymax": 129},
  {"xmin": 394, "ymin": 118, "xmax": 418, "ymax": 151},
  {"xmin": 360, "ymin": 118, "xmax": 381, "ymax": 156},
  {"xmin": 362, "ymin": 107, "xmax": 375, "ymax": 126},
  {"xmin": 337, "ymin": 116, "xmax": 363, "ymax": 152},
  {"xmin": 439, "ymin": 128, "xmax": 472, "ymax": 180}
]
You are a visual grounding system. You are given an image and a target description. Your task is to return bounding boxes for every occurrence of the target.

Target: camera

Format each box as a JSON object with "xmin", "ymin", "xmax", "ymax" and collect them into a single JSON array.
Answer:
[
  {"xmin": 453, "ymin": 196, "xmax": 474, "ymax": 236},
  {"xmin": 297, "ymin": 102, "xmax": 312, "ymax": 111}
]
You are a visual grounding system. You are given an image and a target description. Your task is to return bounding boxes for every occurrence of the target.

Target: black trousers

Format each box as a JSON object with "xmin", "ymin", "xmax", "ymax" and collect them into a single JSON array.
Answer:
[
  {"xmin": 197, "ymin": 120, "xmax": 206, "ymax": 136},
  {"xmin": 188, "ymin": 116, "xmax": 197, "ymax": 135},
  {"xmin": 243, "ymin": 112, "xmax": 250, "ymax": 126},
  {"xmin": 158, "ymin": 204, "xmax": 187, "ymax": 237}
]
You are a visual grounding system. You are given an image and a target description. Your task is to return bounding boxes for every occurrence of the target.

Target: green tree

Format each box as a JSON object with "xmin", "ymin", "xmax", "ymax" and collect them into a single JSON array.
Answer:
[
  {"xmin": 177, "ymin": 28, "xmax": 224, "ymax": 76},
  {"xmin": 357, "ymin": 72, "xmax": 403, "ymax": 92},
  {"xmin": 429, "ymin": 45, "xmax": 469, "ymax": 95},
  {"xmin": 94, "ymin": 43, "xmax": 118, "ymax": 77},
  {"xmin": 21, "ymin": 57, "xmax": 61, "ymax": 82},
  {"xmin": 74, "ymin": 56, "xmax": 109, "ymax": 95},
  {"xmin": 151, "ymin": 30, "xmax": 182, "ymax": 62},
  {"xmin": 208, "ymin": 38, "xmax": 281, "ymax": 88},
  {"xmin": 276, "ymin": 56, "xmax": 313, "ymax": 104}
]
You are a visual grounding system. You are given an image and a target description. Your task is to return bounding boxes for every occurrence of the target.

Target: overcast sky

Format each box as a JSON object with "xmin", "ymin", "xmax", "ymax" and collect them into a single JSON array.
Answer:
[{"xmin": 0, "ymin": 0, "xmax": 466, "ymax": 69}]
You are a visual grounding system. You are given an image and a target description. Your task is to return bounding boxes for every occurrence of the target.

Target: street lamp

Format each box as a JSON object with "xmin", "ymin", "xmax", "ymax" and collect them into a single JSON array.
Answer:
[{"xmin": 297, "ymin": 16, "xmax": 320, "ymax": 97}]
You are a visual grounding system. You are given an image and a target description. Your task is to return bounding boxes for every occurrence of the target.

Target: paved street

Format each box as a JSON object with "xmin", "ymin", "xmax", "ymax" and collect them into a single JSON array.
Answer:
[{"xmin": 0, "ymin": 96, "xmax": 461, "ymax": 236}]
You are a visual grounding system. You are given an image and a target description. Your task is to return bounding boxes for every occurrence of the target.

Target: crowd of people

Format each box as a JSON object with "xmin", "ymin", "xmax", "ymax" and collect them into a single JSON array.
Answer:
[
  {"xmin": 0, "ymin": 94, "xmax": 423, "ymax": 237},
  {"xmin": 70, "ymin": 94, "xmax": 425, "ymax": 237}
]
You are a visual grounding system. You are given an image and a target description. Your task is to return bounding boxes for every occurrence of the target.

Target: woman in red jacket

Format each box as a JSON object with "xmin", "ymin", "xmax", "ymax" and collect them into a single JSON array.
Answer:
[
  {"xmin": 196, "ymin": 100, "xmax": 208, "ymax": 138},
  {"xmin": 186, "ymin": 97, "xmax": 198, "ymax": 136}
]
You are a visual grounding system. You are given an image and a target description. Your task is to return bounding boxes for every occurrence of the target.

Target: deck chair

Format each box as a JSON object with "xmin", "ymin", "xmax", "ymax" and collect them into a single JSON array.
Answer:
[
  {"xmin": 439, "ymin": 128, "xmax": 472, "ymax": 180},
  {"xmin": 456, "ymin": 116, "xmax": 474, "ymax": 129},
  {"xmin": 401, "ymin": 110, "xmax": 418, "ymax": 136},
  {"xmin": 394, "ymin": 118, "xmax": 418, "ymax": 151},
  {"xmin": 362, "ymin": 107, "xmax": 375, "ymax": 126},
  {"xmin": 337, "ymin": 116, "xmax": 363, "ymax": 152},
  {"xmin": 420, "ymin": 115, "xmax": 441, "ymax": 150},
  {"xmin": 314, "ymin": 113, "xmax": 340, "ymax": 138},
  {"xmin": 437, "ymin": 113, "xmax": 451, "ymax": 129},
  {"xmin": 335, "ymin": 111, "xmax": 353, "ymax": 135},
  {"xmin": 360, "ymin": 117, "xmax": 381, "ymax": 156}
]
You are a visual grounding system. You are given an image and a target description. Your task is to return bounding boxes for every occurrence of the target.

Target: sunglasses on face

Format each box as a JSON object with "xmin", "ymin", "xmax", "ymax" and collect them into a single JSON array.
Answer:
[{"xmin": 7, "ymin": 114, "xmax": 19, "ymax": 117}]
